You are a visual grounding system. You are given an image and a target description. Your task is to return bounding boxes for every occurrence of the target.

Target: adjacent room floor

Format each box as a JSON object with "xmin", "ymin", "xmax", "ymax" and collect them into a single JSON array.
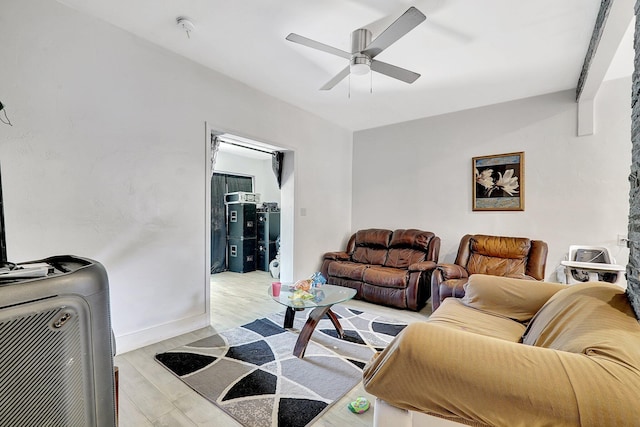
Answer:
[{"xmin": 114, "ymin": 271, "xmax": 432, "ymax": 426}]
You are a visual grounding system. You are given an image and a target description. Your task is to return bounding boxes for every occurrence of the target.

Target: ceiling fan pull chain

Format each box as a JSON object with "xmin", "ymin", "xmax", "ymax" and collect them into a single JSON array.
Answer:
[
  {"xmin": 370, "ymin": 71, "xmax": 373, "ymax": 94},
  {"xmin": 348, "ymin": 73, "xmax": 351, "ymax": 99}
]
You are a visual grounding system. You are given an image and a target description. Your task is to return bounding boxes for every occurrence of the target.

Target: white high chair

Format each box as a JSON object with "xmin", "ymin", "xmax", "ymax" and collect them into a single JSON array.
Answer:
[{"xmin": 560, "ymin": 245, "xmax": 625, "ymax": 285}]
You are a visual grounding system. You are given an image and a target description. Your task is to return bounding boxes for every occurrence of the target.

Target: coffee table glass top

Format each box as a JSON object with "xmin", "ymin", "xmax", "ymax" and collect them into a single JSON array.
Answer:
[{"xmin": 268, "ymin": 284, "xmax": 356, "ymax": 309}]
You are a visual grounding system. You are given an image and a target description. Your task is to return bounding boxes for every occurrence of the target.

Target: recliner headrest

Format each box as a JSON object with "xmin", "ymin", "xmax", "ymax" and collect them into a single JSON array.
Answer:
[
  {"xmin": 389, "ymin": 229, "xmax": 434, "ymax": 251},
  {"xmin": 354, "ymin": 229, "xmax": 393, "ymax": 248},
  {"xmin": 471, "ymin": 235, "xmax": 531, "ymax": 259}
]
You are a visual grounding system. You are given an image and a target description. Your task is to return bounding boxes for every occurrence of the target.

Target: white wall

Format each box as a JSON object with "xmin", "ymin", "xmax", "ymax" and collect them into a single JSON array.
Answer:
[
  {"xmin": 353, "ymin": 78, "xmax": 631, "ymax": 282},
  {"xmin": 215, "ymin": 151, "xmax": 281, "ymax": 205},
  {"xmin": 0, "ymin": 0, "xmax": 352, "ymax": 353}
]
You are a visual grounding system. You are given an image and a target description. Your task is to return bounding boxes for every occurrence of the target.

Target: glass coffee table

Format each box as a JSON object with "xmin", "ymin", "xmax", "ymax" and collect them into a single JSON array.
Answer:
[{"xmin": 268, "ymin": 284, "xmax": 357, "ymax": 358}]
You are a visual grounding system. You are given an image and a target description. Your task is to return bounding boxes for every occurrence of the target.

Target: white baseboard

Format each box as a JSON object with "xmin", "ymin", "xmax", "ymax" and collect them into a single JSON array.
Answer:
[{"xmin": 114, "ymin": 313, "xmax": 210, "ymax": 355}]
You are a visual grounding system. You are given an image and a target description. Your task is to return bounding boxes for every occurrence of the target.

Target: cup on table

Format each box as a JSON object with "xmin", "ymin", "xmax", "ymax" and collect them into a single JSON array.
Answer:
[{"xmin": 272, "ymin": 281, "xmax": 282, "ymax": 297}]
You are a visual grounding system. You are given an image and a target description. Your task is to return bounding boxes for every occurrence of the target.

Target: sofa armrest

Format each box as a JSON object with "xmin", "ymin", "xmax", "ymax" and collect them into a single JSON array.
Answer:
[
  {"xmin": 430, "ymin": 264, "xmax": 469, "ymax": 311},
  {"xmin": 461, "ymin": 274, "xmax": 567, "ymax": 322},
  {"xmin": 526, "ymin": 240, "xmax": 548, "ymax": 280},
  {"xmin": 408, "ymin": 260, "xmax": 437, "ymax": 272},
  {"xmin": 435, "ymin": 263, "xmax": 468, "ymax": 280},
  {"xmin": 322, "ymin": 251, "xmax": 350, "ymax": 261},
  {"xmin": 363, "ymin": 322, "xmax": 582, "ymax": 426}
]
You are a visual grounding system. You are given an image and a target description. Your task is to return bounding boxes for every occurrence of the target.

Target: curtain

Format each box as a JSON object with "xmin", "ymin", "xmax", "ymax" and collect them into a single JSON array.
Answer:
[
  {"xmin": 210, "ymin": 174, "xmax": 227, "ymax": 273},
  {"xmin": 226, "ymin": 175, "xmax": 253, "ymax": 193},
  {"xmin": 210, "ymin": 135, "xmax": 221, "ymax": 178},
  {"xmin": 210, "ymin": 173, "xmax": 254, "ymax": 273},
  {"xmin": 272, "ymin": 151, "xmax": 284, "ymax": 189}
]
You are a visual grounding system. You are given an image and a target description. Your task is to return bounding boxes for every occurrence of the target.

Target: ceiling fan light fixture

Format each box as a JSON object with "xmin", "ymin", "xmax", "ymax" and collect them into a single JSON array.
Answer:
[{"xmin": 350, "ymin": 55, "xmax": 371, "ymax": 75}]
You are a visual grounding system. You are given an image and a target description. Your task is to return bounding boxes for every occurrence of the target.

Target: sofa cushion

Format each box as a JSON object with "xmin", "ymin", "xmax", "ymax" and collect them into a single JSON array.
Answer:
[
  {"xmin": 363, "ymin": 266, "xmax": 408, "ymax": 289},
  {"xmin": 327, "ymin": 277, "xmax": 363, "ymax": 298},
  {"xmin": 351, "ymin": 229, "xmax": 392, "ymax": 265},
  {"xmin": 327, "ymin": 261, "xmax": 368, "ymax": 281},
  {"xmin": 352, "ymin": 247, "xmax": 388, "ymax": 265},
  {"xmin": 430, "ymin": 298, "xmax": 527, "ymax": 342},
  {"xmin": 385, "ymin": 248, "xmax": 426, "ymax": 269},
  {"xmin": 462, "ymin": 274, "xmax": 567, "ymax": 322},
  {"xmin": 522, "ymin": 282, "xmax": 640, "ymax": 367},
  {"xmin": 470, "ymin": 235, "xmax": 531, "ymax": 258},
  {"xmin": 361, "ymin": 283, "xmax": 408, "ymax": 308},
  {"xmin": 466, "ymin": 254, "xmax": 527, "ymax": 277},
  {"xmin": 384, "ymin": 229, "xmax": 431, "ymax": 269}
]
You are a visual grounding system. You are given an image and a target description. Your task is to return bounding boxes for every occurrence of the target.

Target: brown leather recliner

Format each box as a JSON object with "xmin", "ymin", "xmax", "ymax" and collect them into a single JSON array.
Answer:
[{"xmin": 430, "ymin": 234, "xmax": 548, "ymax": 311}]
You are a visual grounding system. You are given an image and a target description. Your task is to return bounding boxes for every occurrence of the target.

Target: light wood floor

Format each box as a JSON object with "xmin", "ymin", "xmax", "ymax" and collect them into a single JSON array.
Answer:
[{"xmin": 114, "ymin": 271, "xmax": 432, "ymax": 426}]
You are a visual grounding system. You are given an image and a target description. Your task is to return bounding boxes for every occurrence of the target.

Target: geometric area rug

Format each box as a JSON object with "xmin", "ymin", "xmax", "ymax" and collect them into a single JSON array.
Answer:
[{"xmin": 155, "ymin": 305, "xmax": 407, "ymax": 427}]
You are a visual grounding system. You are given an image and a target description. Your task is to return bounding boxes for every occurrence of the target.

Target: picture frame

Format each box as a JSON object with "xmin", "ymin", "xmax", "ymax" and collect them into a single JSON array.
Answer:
[{"xmin": 473, "ymin": 151, "xmax": 524, "ymax": 211}]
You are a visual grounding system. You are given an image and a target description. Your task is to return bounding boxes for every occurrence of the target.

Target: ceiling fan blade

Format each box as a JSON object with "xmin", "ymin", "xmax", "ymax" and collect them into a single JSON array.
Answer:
[
  {"xmin": 362, "ymin": 7, "xmax": 426, "ymax": 58},
  {"xmin": 370, "ymin": 60, "xmax": 420, "ymax": 84},
  {"xmin": 320, "ymin": 66, "xmax": 350, "ymax": 90},
  {"xmin": 286, "ymin": 33, "xmax": 351, "ymax": 59}
]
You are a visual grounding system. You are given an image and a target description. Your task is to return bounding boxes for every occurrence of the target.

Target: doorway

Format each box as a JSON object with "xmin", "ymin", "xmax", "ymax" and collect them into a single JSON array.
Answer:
[{"xmin": 206, "ymin": 129, "xmax": 293, "ymax": 289}]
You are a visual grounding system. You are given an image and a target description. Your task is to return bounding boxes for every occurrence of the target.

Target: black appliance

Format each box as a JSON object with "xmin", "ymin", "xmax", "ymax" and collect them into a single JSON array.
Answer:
[
  {"xmin": 257, "ymin": 211, "xmax": 280, "ymax": 272},
  {"xmin": 227, "ymin": 203, "xmax": 257, "ymax": 238},
  {"xmin": 226, "ymin": 203, "xmax": 257, "ymax": 273},
  {"xmin": 227, "ymin": 237, "xmax": 257, "ymax": 273}
]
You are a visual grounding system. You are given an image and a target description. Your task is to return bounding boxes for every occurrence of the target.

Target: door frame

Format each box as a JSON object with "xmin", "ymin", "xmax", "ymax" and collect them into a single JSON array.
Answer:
[{"xmin": 204, "ymin": 123, "xmax": 295, "ymax": 319}]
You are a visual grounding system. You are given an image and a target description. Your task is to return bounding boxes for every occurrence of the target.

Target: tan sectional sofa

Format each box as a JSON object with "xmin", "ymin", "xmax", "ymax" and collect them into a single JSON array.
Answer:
[
  {"xmin": 320, "ymin": 229, "xmax": 440, "ymax": 311},
  {"xmin": 363, "ymin": 275, "xmax": 640, "ymax": 426}
]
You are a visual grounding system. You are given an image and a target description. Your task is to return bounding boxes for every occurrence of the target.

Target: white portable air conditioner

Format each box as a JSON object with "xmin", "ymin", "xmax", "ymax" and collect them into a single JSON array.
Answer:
[{"xmin": 0, "ymin": 255, "xmax": 116, "ymax": 426}]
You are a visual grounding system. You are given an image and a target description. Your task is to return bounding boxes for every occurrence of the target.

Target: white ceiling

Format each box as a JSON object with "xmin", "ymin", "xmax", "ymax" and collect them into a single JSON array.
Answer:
[{"xmin": 57, "ymin": 0, "xmax": 633, "ymax": 132}]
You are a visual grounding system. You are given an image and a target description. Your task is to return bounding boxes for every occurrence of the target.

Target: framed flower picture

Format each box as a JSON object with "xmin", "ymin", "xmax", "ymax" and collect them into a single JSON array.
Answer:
[{"xmin": 473, "ymin": 152, "xmax": 524, "ymax": 211}]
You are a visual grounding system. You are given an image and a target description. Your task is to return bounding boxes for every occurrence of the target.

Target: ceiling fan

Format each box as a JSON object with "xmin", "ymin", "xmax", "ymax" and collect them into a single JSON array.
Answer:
[{"xmin": 286, "ymin": 6, "xmax": 426, "ymax": 90}]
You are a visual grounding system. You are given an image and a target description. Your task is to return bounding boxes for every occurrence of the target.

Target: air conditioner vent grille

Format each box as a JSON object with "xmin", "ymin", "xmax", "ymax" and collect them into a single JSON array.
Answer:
[{"xmin": 0, "ymin": 306, "xmax": 90, "ymax": 427}]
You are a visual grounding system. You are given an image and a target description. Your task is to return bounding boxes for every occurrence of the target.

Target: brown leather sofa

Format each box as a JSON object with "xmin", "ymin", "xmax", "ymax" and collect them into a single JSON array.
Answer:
[
  {"xmin": 320, "ymin": 229, "xmax": 440, "ymax": 311},
  {"xmin": 431, "ymin": 234, "xmax": 547, "ymax": 311}
]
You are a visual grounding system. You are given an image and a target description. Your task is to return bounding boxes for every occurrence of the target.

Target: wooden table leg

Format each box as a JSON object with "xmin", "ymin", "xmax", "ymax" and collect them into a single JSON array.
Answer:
[
  {"xmin": 325, "ymin": 309, "xmax": 344, "ymax": 339},
  {"xmin": 293, "ymin": 306, "xmax": 344, "ymax": 358}
]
